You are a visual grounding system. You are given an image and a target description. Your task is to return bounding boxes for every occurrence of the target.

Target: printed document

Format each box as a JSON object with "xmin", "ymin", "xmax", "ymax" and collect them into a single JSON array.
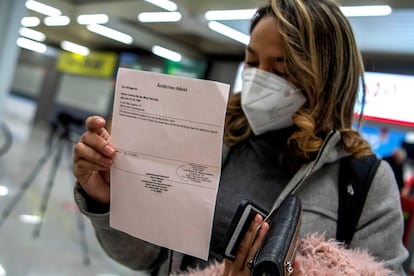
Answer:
[{"xmin": 110, "ymin": 68, "xmax": 230, "ymax": 260}]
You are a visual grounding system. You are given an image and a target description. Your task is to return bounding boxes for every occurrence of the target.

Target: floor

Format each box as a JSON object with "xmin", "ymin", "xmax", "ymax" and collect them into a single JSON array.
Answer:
[{"xmin": 0, "ymin": 95, "xmax": 148, "ymax": 276}]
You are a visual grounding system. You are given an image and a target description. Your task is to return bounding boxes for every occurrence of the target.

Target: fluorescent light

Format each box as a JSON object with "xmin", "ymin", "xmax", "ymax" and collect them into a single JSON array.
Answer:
[
  {"xmin": 340, "ymin": 5, "xmax": 392, "ymax": 17},
  {"xmin": 205, "ymin": 9, "xmax": 256, "ymax": 20},
  {"xmin": 0, "ymin": 186, "xmax": 8, "ymax": 196},
  {"xmin": 25, "ymin": 0, "xmax": 62, "ymax": 17},
  {"xmin": 144, "ymin": 0, "xmax": 177, "ymax": 11},
  {"xmin": 77, "ymin": 14, "xmax": 109, "ymax": 25},
  {"xmin": 0, "ymin": 264, "xmax": 5, "ymax": 276},
  {"xmin": 87, "ymin": 24, "xmax": 133, "ymax": 44},
  {"xmin": 19, "ymin": 214, "xmax": 41, "ymax": 224},
  {"xmin": 16, "ymin": 37, "xmax": 47, "ymax": 53},
  {"xmin": 138, "ymin": 12, "xmax": 182, "ymax": 22},
  {"xmin": 44, "ymin": 15, "xmax": 70, "ymax": 26},
  {"xmin": 21, "ymin": 16, "xmax": 41, "ymax": 27},
  {"xmin": 61, "ymin": 40, "xmax": 90, "ymax": 56},
  {"xmin": 208, "ymin": 21, "xmax": 250, "ymax": 45},
  {"xmin": 152, "ymin": 45, "xmax": 181, "ymax": 62},
  {"xmin": 19, "ymin": 27, "xmax": 46, "ymax": 42}
]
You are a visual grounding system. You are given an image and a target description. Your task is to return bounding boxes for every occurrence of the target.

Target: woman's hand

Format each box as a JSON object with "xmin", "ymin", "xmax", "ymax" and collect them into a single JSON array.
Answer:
[
  {"xmin": 73, "ymin": 116, "xmax": 115, "ymax": 204},
  {"xmin": 223, "ymin": 214, "xmax": 270, "ymax": 276}
]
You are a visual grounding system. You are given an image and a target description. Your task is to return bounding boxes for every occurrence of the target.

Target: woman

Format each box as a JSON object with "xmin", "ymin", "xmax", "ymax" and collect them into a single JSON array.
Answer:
[{"xmin": 73, "ymin": 0, "xmax": 408, "ymax": 275}]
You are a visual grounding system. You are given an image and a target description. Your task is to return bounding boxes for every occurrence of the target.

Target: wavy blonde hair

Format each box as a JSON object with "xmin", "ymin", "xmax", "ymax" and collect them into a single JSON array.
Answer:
[{"xmin": 224, "ymin": 0, "xmax": 371, "ymax": 170}]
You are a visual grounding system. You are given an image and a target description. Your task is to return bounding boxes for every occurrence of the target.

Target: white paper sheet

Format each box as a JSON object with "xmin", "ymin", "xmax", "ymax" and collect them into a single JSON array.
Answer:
[{"xmin": 109, "ymin": 68, "xmax": 230, "ymax": 260}]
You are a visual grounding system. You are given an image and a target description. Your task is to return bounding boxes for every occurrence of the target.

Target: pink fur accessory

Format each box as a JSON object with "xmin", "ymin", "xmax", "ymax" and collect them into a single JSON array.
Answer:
[{"xmin": 174, "ymin": 234, "xmax": 392, "ymax": 276}]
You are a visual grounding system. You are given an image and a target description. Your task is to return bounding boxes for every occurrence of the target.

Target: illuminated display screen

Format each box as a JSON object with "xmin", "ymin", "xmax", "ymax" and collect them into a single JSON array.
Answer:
[{"xmin": 355, "ymin": 72, "xmax": 414, "ymax": 128}]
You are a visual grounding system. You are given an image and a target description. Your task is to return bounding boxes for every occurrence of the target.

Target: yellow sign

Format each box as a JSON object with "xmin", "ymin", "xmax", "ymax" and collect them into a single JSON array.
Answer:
[{"xmin": 57, "ymin": 51, "xmax": 117, "ymax": 78}]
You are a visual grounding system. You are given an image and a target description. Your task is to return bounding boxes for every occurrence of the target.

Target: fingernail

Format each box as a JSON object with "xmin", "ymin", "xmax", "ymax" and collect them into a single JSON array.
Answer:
[
  {"xmin": 104, "ymin": 145, "xmax": 114, "ymax": 155},
  {"xmin": 96, "ymin": 118, "xmax": 105, "ymax": 124}
]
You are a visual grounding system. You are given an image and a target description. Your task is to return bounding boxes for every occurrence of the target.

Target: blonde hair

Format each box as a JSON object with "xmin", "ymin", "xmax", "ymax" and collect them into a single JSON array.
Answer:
[{"xmin": 224, "ymin": 0, "xmax": 371, "ymax": 170}]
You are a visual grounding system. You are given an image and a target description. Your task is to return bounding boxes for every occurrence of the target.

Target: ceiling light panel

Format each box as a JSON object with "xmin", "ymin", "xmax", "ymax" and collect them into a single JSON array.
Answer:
[
  {"xmin": 44, "ymin": 16, "xmax": 71, "ymax": 26},
  {"xmin": 152, "ymin": 45, "xmax": 181, "ymax": 62},
  {"xmin": 87, "ymin": 24, "xmax": 133, "ymax": 45},
  {"xmin": 61, "ymin": 40, "xmax": 90, "ymax": 56},
  {"xmin": 208, "ymin": 21, "xmax": 250, "ymax": 45},
  {"xmin": 77, "ymin": 14, "xmax": 109, "ymax": 25},
  {"xmin": 21, "ymin": 16, "xmax": 41, "ymax": 27},
  {"xmin": 16, "ymin": 37, "xmax": 47, "ymax": 53},
  {"xmin": 144, "ymin": 0, "xmax": 177, "ymax": 11},
  {"xmin": 19, "ymin": 27, "xmax": 46, "ymax": 42},
  {"xmin": 340, "ymin": 5, "xmax": 392, "ymax": 17},
  {"xmin": 25, "ymin": 0, "xmax": 62, "ymax": 17},
  {"xmin": 205, "ymin": 9, "xmax": 257, "ymax": 20},
  {"xmin": 138, "ymin": 12, "xmax": 182, "ymax": 22}
]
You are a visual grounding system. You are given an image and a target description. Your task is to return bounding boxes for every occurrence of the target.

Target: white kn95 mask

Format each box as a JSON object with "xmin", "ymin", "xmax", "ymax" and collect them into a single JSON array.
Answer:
[{"xmin": 241, "ymin": 68, "xmax": 306, "ymax": 135}]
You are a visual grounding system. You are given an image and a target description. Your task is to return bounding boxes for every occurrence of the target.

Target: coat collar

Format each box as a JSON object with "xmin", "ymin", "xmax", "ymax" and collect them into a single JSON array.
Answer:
[{"xmin": 267, "ymin": 130, "xmax": 348, "ymax": 213}]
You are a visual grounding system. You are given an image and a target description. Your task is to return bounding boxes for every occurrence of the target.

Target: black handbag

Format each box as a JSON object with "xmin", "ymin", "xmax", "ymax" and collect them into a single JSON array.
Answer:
[{"xmin": 250, "ymin": 194, "xmax": 302, "ymax": 276}]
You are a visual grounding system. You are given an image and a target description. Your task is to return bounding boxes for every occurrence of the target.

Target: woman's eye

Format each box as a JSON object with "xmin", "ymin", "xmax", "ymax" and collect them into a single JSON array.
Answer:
[
  {"xmin": 245, "ymin": 61, "xmax": 258, "ymax": 67},
  {"xmin": 273, "ymin": 69, "xmax": 288, "ymax": 78},
  {"xmin": 275, "ymin": 57, "xmax": 285, "ymax": 63}
]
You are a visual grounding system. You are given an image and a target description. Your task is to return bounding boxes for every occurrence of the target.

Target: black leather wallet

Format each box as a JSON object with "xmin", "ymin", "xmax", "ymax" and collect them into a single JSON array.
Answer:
[{"xmin": 250, "ymin": 194, "xmax": 302, "ymax": 276}]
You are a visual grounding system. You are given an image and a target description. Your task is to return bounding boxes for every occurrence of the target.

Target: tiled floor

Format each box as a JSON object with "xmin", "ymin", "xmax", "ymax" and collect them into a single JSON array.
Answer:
[{"xmin": 0, "ymin": 95, "xmax": 148, "ymax": 276}]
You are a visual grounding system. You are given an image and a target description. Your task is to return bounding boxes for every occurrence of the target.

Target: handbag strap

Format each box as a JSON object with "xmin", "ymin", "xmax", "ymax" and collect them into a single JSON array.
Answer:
[
  {"xmin": 264, "ymin": 131, "xmax": 337, "ymax": 223},
  {"xmin": 336, "ymin": 154, "xmax": 381, "ymax": 245}
]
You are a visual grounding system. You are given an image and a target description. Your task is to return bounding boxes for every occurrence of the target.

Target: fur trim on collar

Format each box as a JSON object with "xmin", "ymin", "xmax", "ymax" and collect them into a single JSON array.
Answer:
[{"xmin": 174, "ymin": 234, "xmax": 392, "ymax": 276}]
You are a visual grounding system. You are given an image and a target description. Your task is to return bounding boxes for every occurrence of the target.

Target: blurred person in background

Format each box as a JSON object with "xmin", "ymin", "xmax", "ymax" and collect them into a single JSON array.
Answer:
[{"xmin": 384, "ymin": 148, "xmax": 407, "ymax": 192}]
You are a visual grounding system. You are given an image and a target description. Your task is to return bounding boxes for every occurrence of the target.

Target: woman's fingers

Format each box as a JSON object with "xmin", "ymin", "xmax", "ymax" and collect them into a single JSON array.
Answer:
[
  {"xmin": 232, "ymin": 214, "xmax": 262, "ymax": 269},
  {"xmin": 85, "ymin": 116, "xmax": 107, "ymax": 133},
  {"xmin": 234, "ymin": 214, "xmax": 269, "ymax": 272},
  {"xmin": 73, "ymin": 151, "xmax": 111, "ymax": 204},
  {"xmin": 74, "ymin": 137, "xmax": 114, "ymax": 167},
  {"xmin": 80, "ymin": 127, "xmax": 113, "ymax": 154},
  {"xmin": 76, "ymin": 167, "xmax": 111, "ymax": 203},
  {"xmin": 72, "ymin": 116, "xmax": 114, "ymax": 204},
  {"xmin": 246, "ymin": 218, "xmax": 269, "ymax": 265},
  {"xmin": 74, "ymin": 117, "xmax": 115, "ymax": 168},
  {"xmin": 223, "ymin": 214, "xmax": 270, "ymax": 275},
  {"xmin": 73, "ymin": 157, "xmax": 109, "ymax": 176}
]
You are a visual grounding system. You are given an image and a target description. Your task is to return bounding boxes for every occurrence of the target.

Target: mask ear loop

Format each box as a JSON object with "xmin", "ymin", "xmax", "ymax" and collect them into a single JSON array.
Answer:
[{"xmin": 356, "ymin": 75, "xmax": 366, "ymax": 131}]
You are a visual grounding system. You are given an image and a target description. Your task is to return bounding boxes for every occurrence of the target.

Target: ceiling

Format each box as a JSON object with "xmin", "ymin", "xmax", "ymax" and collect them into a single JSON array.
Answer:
[{"xmin": 24, "ymin": 0, "xmax": 414, "ymax": 61}]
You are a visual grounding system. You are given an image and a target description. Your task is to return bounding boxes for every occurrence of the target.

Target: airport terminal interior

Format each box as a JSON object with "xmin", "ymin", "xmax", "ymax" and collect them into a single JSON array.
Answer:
[
  {"xmin": 0, "ymin": 96, "xmax": 147, "ymax": 276},
  {"xmin": 1, "ymin": 0, "xmax": 414, "ymax": 275}
]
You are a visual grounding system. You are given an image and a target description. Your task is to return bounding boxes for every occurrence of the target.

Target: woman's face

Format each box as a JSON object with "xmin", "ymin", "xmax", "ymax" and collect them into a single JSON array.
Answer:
[{"xmin": 244, "ymin": 16, "xmax": 288, "ymax": 78}]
